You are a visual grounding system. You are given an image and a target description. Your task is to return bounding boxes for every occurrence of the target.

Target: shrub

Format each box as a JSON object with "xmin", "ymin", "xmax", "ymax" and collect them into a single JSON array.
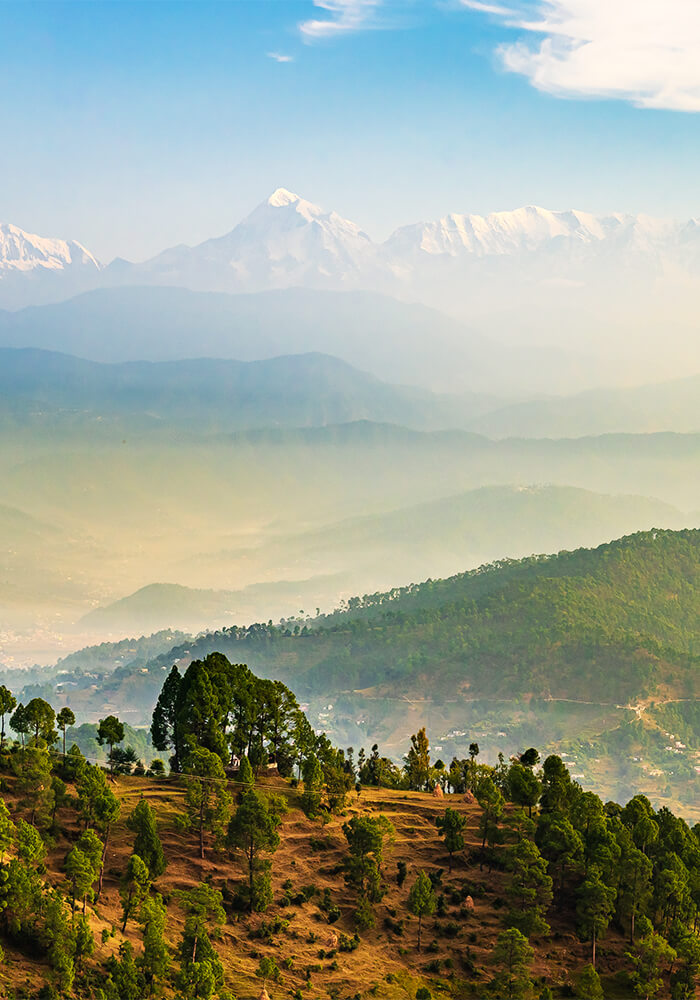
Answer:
[{"xmin": 339, "ymin": 933, "xmax": 360, "ymax": 952}]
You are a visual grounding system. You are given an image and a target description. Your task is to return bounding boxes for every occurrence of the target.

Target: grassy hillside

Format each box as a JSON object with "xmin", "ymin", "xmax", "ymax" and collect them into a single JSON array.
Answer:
[{"xmin": 0, "ymin": 771, "xmax": 647, "ymax": 1000}]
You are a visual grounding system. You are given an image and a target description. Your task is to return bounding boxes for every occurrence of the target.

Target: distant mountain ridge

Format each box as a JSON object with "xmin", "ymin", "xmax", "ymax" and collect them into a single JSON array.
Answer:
[
  {"xmin": 0, "ymin": 346, "xmax": 502, "ymax": 432},
  {"xmin": 0, "ymin": 286, "xmax": 633, "ymax": 395}
]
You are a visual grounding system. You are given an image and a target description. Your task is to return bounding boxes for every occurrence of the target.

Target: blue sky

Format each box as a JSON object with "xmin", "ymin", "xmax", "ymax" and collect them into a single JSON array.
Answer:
[{"xmin": 3, "ymin": 0, "xmax": 700, "ymax": 261}]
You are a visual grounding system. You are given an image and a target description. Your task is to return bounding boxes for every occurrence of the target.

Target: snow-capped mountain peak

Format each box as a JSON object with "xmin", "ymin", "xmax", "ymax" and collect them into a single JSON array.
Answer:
[
  {"xmin": 267, "ymin": 187, "xmax": 302, "ymax": 208},
  {"xmin": 0, "ymin": 222, "xmax": 101, "ymax": 273},
  {"xmin": 382, "ymin": 205, "xmax": 639, "ymax": 258}
]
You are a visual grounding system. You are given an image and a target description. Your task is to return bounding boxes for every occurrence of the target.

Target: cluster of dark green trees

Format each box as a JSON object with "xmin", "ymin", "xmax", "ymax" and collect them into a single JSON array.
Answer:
[
  {"xmin": 401, "ymin": 735, "xmax": 700, "ymax": 1000},
  {"xmin": 0, "ymin": 670, "xmax": 286, "ymax": 999},
  {"xmin": 0, "ymin": 725, "xmax": 208, "ymax": 997}
]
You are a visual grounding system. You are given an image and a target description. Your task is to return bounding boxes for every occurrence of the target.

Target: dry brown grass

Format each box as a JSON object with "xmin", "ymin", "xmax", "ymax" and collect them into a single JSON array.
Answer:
[{"xmin": 0, "ymin": 773, "xmax": 638, "ymax": 999}]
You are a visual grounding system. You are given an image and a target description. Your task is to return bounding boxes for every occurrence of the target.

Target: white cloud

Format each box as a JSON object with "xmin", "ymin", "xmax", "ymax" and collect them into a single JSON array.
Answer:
[
  {"xmin": 299, "ymin": 0, "xmax": 382, "ymax": 42},
  {"xmin": 466, "ymin": 0, "xmax": 700, "ymax": 112},
  {"xmin": 267, "ymin": 52, "xmax": 294, "ymax": 63},
  {"xmin": 460, "ymin": 1, "xmax": 515, "ymax": 15}
]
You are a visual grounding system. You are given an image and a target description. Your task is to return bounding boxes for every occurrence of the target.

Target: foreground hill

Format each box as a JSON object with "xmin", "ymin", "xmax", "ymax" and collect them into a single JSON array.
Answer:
[{"xmin": 0, "ymin": 769, "xmax": 650, "ymax": 1000}]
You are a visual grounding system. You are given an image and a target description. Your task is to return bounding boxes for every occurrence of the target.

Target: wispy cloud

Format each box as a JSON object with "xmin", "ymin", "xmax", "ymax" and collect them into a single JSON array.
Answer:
[
  {"xmin": 463, "ymin": 0, "xmax": 700, "ymax": 112},
  {"xmin": 459, "ymin": 1, "xmax": 515, "ymax": 15},
  {"xmin": 299, "ymin": 0, "xmax": 383, "ymax": 42},
  {"xmin": 267, "ymin": 52, "xmax": 294, "ymax": 63}
]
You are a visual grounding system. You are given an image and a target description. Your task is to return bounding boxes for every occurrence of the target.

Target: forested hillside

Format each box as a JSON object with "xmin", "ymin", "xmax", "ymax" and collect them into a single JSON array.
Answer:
[
  {"xmin": 96, "ymin": 529, "xmax": 700, "ymax": 706},
  {"xmin": 0, "ymin": 655, "xmax": 698, "ymax": 998},
  {"xmin": 31, "ymin": 529, "xmax": 700, "ymax": 818}
]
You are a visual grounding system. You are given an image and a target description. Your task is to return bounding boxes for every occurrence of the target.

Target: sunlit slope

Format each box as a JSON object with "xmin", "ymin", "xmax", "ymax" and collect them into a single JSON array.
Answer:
[
  {"xmin": 86, "ymin": 529, "xmax": 700, "ymax": 716},
  {"xmin": 1, "ymin": 422, "xmax": 699, "ymax": 634},
  {"xmin": 78, "ymin": 485, "xmax": 685, "ymax": 634}
]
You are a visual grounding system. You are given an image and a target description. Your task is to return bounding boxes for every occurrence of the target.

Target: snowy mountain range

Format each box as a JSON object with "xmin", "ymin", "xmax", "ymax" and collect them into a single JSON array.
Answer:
[
  {"xmin": 0, "ymin": 223, "xmax": 100, "ymax": 274},
  {"xmin": 3, "ymin": 189, "xmax": 700, "ymax": 371},
  {"xmin": 3, "ymin": 187, "xmax": 695, "ymax": 296}
]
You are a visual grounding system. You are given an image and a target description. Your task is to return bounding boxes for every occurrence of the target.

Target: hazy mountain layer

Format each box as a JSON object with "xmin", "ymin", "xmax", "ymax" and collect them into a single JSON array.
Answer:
[
  {"xmin": 0, "ymin": 286, "xmax": 607, "ymax": 395},
  {"xmin": 2, "ymin": 416, "xmax": 699, "ymax": 661},
  {"xmin": 472, "ymin": 372, "xmax": 700, "ymax": 437},
  {"xmin": 0, "ymin": 347, "xmax": 502, "ymax": 432},
  {"xmin": 75, "ymin": 484, "xmax": 684, "ymax": 635}
]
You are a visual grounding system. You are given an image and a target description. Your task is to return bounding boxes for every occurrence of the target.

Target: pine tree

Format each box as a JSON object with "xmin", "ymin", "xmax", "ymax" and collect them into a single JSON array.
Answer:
[
  {"xmin": 24, "ymin": 698, "xmax": 57, "ymax": 745},
  {"xmin": 404, "ymin": 728, "xmax": 432, "ymax": 790},
  {"xmin": 126, "ymin": 798, "xmax": 166, "ymax": 878},
  {"xmin": 492, "ymin": 928, "xmax": 535, "ymax": 999},
  {"xmin": 628, "ymin": 930, "xmax": 676, "ymax": 1000},
  {"xmin": 300, "ymin": 755, "xmax": 323, "ymax": 817},
  {"xmin": 0, "ymin": 686, "xmax": 16, "ymax": 751},
  {"xmin": 476, "ymin": 775, "xmax": 505, "ymax": 853},
  {"xmin": 94, "ymin": 783, "xmax": 120, "ymax": 901},
  {"xmin": 435, "ymin": 807, "xmax": 467, "ymax": 871},
  {"xmin": 150, "ymin": 664, "xmax": 182, "ymax": 771},
  {"xmin": 43, "ymin": 889, "xmax": 75, "ymax": 994},
  {"xmin": 65, "ymin": 847, "xmax": 96, "ymax": 915},
  {"xmin": 15, "ymin": 747, "xmax": 54, "ymax": 828},
  {"xmin": 577, "ymin": 870, "xmax": 616, "ymax": 968},
  {"xmin": 121, "ymin": 854, "xmax": 151, "ymax": 932},
  {"xmin": 227, "ymin": 789, "xmax": 282, "ymax": 912},
  {"xmin": 407, "ymin": 871, "xmax": 436, "ymax": 952},
  {"xmin": 578, "ymin": 963, "xmax": 604, "ymax": 1000},
  {"xmin": 507, "ymin": 838, "xmax": 553, "ymax": 937},
  {"xmin": 97, "ymin": 715, "xmax": 125, "ymax": 777},
  {"xmin": 56, "ymin": 707, "xmax": 75, "ymax": 757},
  {"xmin": 182, "ymin": 746, "xmax": 232, "ymax": 861},
  {"xmin": 16, "ymin": 819, "xmax": 46, "ymax": 868},
  {"xmin": 175, "ymin": 883, "xmax": 225, "ymax": 993},
  {"xmin": 65, "ymin": 828, "xmax": 103, "ymax": 913},
  {"xmin": 238, "ymin": 753, "xmax": 254, "ymax": 786},
  {"xmin": 175, "ymin": 660, "xmax": 226, "ymax": 760},
  {"xmin": 139, "ymin": 893, "xmax": 170, "ymax": 994},
  {"xmin": 106, "ymin": 941, "xmax": 142, "ymax": 1000}
]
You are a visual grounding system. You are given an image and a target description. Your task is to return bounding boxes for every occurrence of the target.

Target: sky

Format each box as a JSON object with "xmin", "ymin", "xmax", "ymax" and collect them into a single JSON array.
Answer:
[{"xmin": 3, "ymin": 0, "xmax": 700, "ymax": 262}]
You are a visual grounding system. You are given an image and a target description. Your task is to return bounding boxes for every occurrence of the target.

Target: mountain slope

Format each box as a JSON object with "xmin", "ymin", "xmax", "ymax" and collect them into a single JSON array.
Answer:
[{"xmin": 56, "ymin": 529, "xmax": 700, "ymax": 710}]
